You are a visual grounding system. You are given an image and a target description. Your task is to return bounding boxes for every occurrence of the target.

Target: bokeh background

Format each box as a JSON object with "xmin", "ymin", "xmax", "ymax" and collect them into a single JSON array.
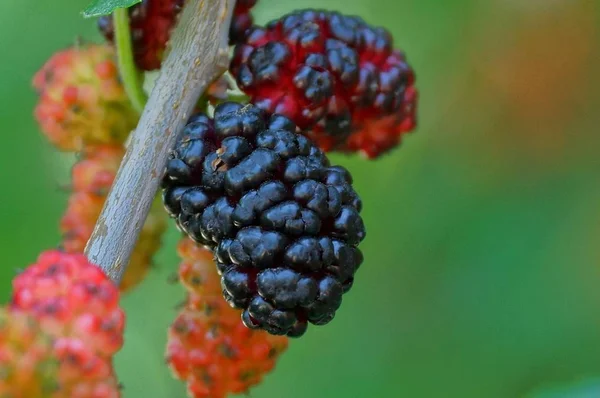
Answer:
[{"xmin": 1, "ymin": 0, "xmax": 599, "ymax": 397}]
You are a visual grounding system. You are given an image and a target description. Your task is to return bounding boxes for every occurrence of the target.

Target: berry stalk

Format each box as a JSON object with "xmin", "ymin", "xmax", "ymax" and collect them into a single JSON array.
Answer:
[
  {"xmin": 113, "ymin": 7, "xmax": 147, "ymax": 113},
  {"xmin": 85, "ymin": 0, "xmax": 236, "ymax": 284}
]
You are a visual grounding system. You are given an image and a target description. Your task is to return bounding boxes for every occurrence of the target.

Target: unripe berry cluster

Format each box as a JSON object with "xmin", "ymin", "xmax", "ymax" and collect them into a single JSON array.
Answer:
[
  {"xmin": 166, "ymin": 239, "xmax": 288, "ymax": 398},
  {"xmin": 1, "ymin": 251, "xmax": 125, "ymax": 397},
  {"xmin": 33, "ymin": 45, "xmax": 138, "ymax": 151}
]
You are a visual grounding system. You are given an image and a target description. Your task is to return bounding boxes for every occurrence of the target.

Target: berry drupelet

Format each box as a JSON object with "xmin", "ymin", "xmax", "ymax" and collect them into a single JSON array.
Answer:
[
  {"xmin": 230, "ymin": 9, "xmax": 418, "ymax": 158},
  {"xmin": 162, "ymin": 102, "xmax": 365, "ymax": 337}
]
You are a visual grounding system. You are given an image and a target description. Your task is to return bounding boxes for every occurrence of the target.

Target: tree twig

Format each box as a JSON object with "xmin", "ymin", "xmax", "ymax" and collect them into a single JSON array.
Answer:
[{"xmin": 85, "ymin": 0, "xmax": 236, "ymax": 284}]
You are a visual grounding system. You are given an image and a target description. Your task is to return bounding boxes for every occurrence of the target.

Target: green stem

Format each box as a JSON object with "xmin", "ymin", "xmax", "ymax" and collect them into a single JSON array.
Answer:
[{"xmin": 113, "ymin": 7, "xmax": 147, "ymax": 113}]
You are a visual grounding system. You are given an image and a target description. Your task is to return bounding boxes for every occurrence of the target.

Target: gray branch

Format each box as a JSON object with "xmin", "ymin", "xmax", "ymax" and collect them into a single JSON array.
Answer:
[{"xmin": 85, "ymin": 0, "xmax": 236, "ymax": 284}]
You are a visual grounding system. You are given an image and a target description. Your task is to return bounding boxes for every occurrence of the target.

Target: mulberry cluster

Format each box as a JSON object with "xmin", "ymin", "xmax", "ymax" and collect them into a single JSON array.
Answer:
[
  {"xmin": 162, "ymin": 103, "xmax": 365, "ymax": 337},
  {"xmin": 23, "ymin": 2, "xmax": 418, "ymax": 396},
  {"xmin": 2, "ymin": 250, "xmax": 125, "ymax": 397},
  {"xmin": 98, "ymin": 0, "xmax": 185, "ymax": 70},
  {"xmin": 60, "ymin": 145, "xmax": 167, "ymax": 292},
  {"xmin": 166, "ymin": 239, "xmax": 288, "ymax": 398},
  {"xmin": 230, "ymin": 9, "xmax": 417, "ymax": 158},
  {"xmin": 33, "ymin": 44, "xmax": 138, "ymax": 151}
]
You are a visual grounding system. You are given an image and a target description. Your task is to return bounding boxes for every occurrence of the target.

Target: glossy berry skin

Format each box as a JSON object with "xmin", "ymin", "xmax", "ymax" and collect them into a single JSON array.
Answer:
[
  {"xmin": 162, "ymin": 102, "xmax": 365, "ymax": 337},
  {"xmin": 33, "ymin": 45, "xmax": 138, "ymax": 151},
  {"xmin": 166, "ymin": 238, "xmax": 287, "ymax": 398},
  {"xmin": 61, "ymin": 145, "xmax": 167, "ymax": 293},
  {"xmin": 0, "ymin": 309, "xmax": 121, "ymax": 398},
  {"xmin": 98, "ymin": 0, "xmax": 185, "ymax": 70},
  {"xmin": 230, "ymin": 9, "xmax": 417, "ymax": 158}
]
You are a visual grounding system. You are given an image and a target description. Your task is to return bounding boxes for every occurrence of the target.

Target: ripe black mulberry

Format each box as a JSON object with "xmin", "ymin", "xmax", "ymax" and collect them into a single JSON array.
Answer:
[{"xmin": 162, "ymin": 102, "xmax": 366, "ymax": 337}]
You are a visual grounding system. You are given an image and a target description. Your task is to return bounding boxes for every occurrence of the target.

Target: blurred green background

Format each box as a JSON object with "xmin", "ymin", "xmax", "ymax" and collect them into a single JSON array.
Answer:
[{"xmin": 1, "ymin": 0, "xmax": 599, "ymax": 397}]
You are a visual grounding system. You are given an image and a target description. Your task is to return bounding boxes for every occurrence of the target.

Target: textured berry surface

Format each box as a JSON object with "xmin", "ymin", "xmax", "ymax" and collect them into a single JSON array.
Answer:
[
  {"xmin": 61, "ymin": 145, "xmax": 167, "ymax": 293},
  {"xmin": 0, "ymin": 309, "xmax": 122, "ymax": 398},
  {"xmin": 343, "ymin": 89, "xmax": 417, "ymax": 158},
  {"xmin": 0, "ymin": 309, "xmax": 55, "ymax": 397},
  {"xmin": 33, "ymin": 45, "xmax": 138, "ymax": 151},
  {"xmin": 4, "ymin": 250, "xmax": 125, "ymax": 397},
  {"xmin": 10, "ymin": 250, "xmax": 125, "ymax": 358},
  {"xmin": 176, "ymin": 238, "xmax": 224, "ymax": 300},
  {"xmin": 98, "ymin": 0, "xmax": 184, "ymax": 70},
  {"xmin": 162, "ymin": 103, "xmax": 365, "ymax": 337},
  {"xmin": 166, "ymin": 238, "xmax": 287, "ymax": 398},
  {"xmin": 230, "ymin": 9, "xmax": 417, "ymax": 158},
  {"xmin": 71, "ymin": 145, "xmax": 123, "ymax": 195}
]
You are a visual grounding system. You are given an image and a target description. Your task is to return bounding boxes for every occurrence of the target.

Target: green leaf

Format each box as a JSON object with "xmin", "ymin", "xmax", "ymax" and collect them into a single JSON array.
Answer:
[{"xmin": 82, "ymin": 0, "xmax": 142, "ymax": 18}]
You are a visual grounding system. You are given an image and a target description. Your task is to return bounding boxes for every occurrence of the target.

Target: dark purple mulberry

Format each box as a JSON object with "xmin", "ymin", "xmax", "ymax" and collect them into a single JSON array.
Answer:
[{"xmin": 162, "ymin": 102, "xmax": 366, "ymax": 337}]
